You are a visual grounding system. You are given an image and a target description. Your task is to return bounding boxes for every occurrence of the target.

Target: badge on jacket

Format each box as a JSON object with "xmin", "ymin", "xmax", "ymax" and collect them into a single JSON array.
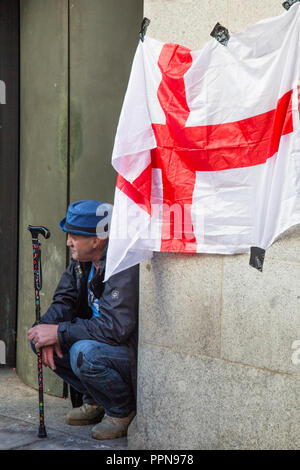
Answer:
[{"xmin": 111, "ymin": 289, "xmax": 120, "ymax": 300}]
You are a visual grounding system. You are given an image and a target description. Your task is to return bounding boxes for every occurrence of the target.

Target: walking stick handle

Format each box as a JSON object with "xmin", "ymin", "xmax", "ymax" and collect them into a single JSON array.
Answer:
[
  {"xmin": 28, "ymin": 225, "xmax": 51, "ymax": 240},
  {"xmin": 27, "ymin": 225, "xmax": 50, "ymax": 292}
]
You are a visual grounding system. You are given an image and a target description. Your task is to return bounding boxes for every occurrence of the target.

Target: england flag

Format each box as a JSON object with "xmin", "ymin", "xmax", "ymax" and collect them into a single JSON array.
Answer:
[{"xmin": 105, "ymin": 3, "xmax": 300, "ymax": 281}]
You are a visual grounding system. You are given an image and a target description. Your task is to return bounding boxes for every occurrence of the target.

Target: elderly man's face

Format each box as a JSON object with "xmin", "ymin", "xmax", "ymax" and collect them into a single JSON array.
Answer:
[{"xmin": 66, "ymin": 233, "xmax": 106, "ymax": 262}]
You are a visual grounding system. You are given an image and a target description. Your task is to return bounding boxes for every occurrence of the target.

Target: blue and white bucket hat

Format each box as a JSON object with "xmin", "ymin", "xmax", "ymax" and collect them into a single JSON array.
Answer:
[{"xmin": 59, "ymin": 200, "xmax": 113, "ymax": 237}]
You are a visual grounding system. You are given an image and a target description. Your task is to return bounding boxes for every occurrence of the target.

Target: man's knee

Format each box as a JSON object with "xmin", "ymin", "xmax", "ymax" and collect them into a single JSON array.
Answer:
[
  {"xmin": 70, "ymin": 341, "xmax": 84, "ymax": 373},
  {"xmin": 69, "ymin": 340, "xmax": 115, "ymax": 379},
  {"xmin": 69, "ymin": 340, "xmax": 98, "ymax": 376}
]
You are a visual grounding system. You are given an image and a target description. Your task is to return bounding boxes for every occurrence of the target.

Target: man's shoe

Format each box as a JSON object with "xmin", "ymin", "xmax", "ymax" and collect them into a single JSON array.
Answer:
[
  {"xmin": 91, "ymin": 411, "xmax": 135, "ymax": 440},
  {"xmin": 65, "ymin": 403, "xmax": 105, "ymax": 426}
]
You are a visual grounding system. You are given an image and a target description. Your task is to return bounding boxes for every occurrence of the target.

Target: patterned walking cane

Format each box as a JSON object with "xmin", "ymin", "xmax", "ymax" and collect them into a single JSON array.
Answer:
[{"xmin": 28, "ymin": 225, "xmax": 51, "ymax": 438}]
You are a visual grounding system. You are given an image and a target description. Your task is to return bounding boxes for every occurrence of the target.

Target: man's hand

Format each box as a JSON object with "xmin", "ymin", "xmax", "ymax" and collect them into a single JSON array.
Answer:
[
  {"xmin": 27, "ymin": 324, "xmax": 60, "ymax": 350},
  {"xmin": 41, "ymin": 344, "xmax": 63, "ymax": 370}
]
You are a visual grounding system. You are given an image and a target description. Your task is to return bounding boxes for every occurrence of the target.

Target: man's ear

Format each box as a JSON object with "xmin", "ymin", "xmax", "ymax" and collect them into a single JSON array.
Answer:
[
  {"xmin": 93, "ymin": 237, "xmax": 101, "ymax": 248},
  {"xmin": 94, "ymin": 236, "xmax": 108, "ymax": 249}
]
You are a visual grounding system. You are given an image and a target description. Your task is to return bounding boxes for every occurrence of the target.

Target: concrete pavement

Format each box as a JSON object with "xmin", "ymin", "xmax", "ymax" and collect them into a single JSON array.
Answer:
[{"xmin": 0, "ymin": 366, "xmax": 128, "ymax": 450}]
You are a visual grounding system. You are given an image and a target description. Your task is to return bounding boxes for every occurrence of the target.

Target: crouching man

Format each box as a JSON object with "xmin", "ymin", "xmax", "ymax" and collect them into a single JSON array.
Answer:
[{"xmin": 27, "ymin": 200, "xmax": 139, "ymax": 440}]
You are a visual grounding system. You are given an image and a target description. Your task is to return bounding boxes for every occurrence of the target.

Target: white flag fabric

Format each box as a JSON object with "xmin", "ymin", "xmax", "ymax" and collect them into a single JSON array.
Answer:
[{"xmin": 105, "ymin": 4, "xmax": 300, "ymax": 281}]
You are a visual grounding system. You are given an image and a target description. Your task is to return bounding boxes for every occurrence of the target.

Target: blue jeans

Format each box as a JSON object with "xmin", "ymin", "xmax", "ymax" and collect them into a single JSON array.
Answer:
[{"xmin": 31, "ymin": 340, "xmax": 136, "ymax": 418}]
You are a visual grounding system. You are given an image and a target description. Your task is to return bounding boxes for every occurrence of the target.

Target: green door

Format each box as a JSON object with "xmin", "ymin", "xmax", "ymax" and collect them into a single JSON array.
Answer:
[{"xmin": 17, "ymin": 0, "xmax": 143, "ymax": 396}]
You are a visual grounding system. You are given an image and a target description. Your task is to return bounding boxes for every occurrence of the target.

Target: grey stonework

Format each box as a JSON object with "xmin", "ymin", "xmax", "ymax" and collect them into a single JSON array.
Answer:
[{"xmin": 128, "ymin": 0, "xmax": 300, "ymax": 450}]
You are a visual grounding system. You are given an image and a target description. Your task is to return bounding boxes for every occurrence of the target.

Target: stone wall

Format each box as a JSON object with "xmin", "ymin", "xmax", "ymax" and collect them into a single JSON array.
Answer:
[{"xmin": 128, "ymin": 0, "xmax": 300, "ymax": 450}]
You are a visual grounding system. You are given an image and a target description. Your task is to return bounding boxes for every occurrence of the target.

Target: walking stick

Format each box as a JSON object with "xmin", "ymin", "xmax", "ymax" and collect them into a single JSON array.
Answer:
[{"xmin": 28, "ymin": 225, "xmax": 51, "ymax": 438}]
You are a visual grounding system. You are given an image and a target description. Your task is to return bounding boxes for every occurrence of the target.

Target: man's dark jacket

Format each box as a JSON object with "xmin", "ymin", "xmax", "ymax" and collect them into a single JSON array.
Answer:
[{"xmin": 40, "ymin": 249, "xmax": 139, "ymax": 398}]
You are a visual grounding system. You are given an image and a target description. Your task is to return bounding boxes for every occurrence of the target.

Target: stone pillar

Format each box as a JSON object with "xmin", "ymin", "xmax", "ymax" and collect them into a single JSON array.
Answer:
[{"xmin": 128, "ymin": 0, "xmax": 300, "ymax": 450}]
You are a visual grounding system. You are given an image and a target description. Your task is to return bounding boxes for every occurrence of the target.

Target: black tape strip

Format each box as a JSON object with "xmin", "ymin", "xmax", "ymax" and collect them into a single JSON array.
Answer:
[
  {"xmin": 249, "ymin": 247, "xmax": 266, "ymax": 272},
  {"xmin": 282, "ymin": 0, "xmax": 300, "ymax": 11},
  {"xmin": 210, "ymin": 23, "xmax": 230, "ymax": 46}
]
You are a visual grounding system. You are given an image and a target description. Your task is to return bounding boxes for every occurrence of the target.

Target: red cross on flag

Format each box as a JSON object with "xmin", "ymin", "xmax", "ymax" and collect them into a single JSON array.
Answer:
[{"xmin": 105, "ymin": 4, "xmax": 300, "ymax": 281}]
